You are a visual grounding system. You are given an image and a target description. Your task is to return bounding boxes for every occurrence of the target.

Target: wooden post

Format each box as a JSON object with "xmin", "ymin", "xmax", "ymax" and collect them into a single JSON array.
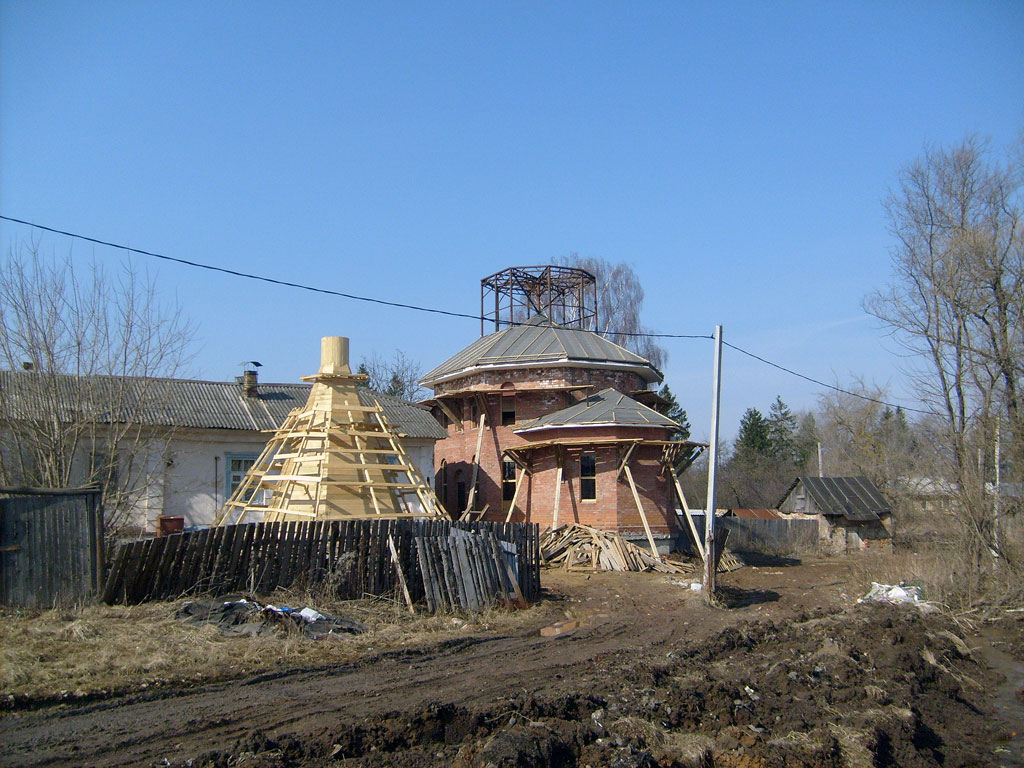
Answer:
[
  {"xmin": 388, "ymin": 534, "xmax": 415, "ymax": 613},
  {"xmin": 704, "ymin": 325, "xmax": 723, "ymax": 601},
  {"xmin": 669, "ymin": 465, "xmax": 704, "ymax": 561},
  {"xmin": 616, "ymin": 441, "xmax": 638, "ymax": 478},
  {"xmin": 435, "ymin": 398, "xmax": 464, "ymax": 432},
  {"xmin": 464, "ymin": 410, "xmax": 487, "ymax": 515},
  {"xmin": 624, "ymin": 465, "xmax": 659, "ymax": 558},
  {"xmin": 551, "ymin": 454, "xmax": 563, "ymax": 529},
  {"xmin": 504, "ymin": 467, "xmax": 525, "ymax": 523}
]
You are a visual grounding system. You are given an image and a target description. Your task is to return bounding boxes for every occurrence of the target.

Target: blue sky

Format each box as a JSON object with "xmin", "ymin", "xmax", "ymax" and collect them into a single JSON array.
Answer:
[{"xmin": 2, "ymin": 2, "xmax": 1022, "ymax": 441}]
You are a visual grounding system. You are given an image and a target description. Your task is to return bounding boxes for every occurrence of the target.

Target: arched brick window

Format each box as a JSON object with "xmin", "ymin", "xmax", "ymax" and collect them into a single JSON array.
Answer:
[{"xmin": 454, "ymin": 470, "xmax": 467, "ymax": 512}]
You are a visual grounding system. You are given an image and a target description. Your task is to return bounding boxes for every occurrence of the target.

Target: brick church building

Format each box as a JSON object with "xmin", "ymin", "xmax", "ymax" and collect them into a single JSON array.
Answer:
[{"xmin": 421, "ymin": 266, "xmax": 703, "ymax": 549}]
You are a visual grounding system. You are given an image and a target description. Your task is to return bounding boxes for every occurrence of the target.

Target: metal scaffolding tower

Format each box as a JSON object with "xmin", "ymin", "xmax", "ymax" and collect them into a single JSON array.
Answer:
[{"xmin": 480, "ymin": 265, "xmax": 597, "ymax": 334}]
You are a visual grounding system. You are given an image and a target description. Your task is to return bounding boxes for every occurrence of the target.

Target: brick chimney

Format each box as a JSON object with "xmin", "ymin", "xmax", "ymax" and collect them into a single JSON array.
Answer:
[{"xmin": 240, "ymin": 368, "xmax": 259, "ymax": 397}]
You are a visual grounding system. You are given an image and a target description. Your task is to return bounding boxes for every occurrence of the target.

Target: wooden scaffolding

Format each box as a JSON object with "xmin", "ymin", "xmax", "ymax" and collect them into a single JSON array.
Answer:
[{"xmin": 215, "ymin": 336, "xmax": 446, "ymax": 525}]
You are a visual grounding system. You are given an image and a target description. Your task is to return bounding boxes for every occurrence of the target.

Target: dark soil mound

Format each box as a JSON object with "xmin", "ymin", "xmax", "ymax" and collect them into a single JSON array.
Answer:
[{"xmin": 178, "ymin": 603, "xmax": 1001, "ymax": 768}]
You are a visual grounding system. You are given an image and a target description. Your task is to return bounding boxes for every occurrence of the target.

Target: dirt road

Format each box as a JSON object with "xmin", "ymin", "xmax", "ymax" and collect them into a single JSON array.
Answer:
[{"xmin": 1, "ymin": 560, "xmax": 1017, "ymax": 767}]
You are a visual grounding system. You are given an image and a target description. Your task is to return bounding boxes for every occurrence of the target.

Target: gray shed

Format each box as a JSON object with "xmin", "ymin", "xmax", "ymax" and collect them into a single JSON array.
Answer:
[{"xmin": 777, "ymin": 476, "xmax": 893, "ymax": 554}]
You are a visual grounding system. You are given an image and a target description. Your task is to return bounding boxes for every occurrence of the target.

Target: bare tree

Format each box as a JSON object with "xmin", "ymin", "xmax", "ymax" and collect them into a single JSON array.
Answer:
[
  {"xmin": 358, "ymin": 349, "xmax": 426, "ymax": 402},
  {"xmin": 815, "ymin": 381, "xmax": 920, "ymax": 490},
  {"xmin": 556, "ymin": 254, "xmax": 668, "ymax": 370},
  {"xmin": 0, "ymin": 241, "xmax": 195, "ymax": 532},
  {"xmin": 865, "ymin": 134, "xmax": 1023, "ymax": 571}
]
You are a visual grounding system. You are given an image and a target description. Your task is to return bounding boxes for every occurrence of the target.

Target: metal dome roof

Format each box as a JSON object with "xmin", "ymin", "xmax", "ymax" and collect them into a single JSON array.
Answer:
[{"xmin": 420, "ymin": 315, "xmax": 662, "ymax": 387}]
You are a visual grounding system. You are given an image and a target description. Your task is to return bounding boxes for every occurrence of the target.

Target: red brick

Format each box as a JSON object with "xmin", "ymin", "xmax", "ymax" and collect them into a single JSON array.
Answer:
[{"xmin": 430, "ymin": 366, "xmax": 684, "ymax": 535}]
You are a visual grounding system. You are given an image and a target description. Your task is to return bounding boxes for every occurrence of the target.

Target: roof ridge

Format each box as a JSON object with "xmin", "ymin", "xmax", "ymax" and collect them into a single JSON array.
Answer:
[
  {"xmin": 0, "ymin": 369, "xmax": 310, "ymax": 388},
  {"xmin": 514, "ymin": 386, "xmax": 680, "ymax": 431},
  {"xmin": 419, "ymin": 321, "xmax": 662, "ymax": 387}
]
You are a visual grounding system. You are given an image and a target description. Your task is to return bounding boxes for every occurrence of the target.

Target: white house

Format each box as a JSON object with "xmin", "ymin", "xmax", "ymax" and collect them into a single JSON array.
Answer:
[{"xmin": 0, "ymin": 369, "xmax": 446, "ymax": 532}]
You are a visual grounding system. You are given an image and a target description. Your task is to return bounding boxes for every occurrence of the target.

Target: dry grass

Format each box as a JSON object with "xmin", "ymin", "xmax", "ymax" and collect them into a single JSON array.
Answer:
[
  {"xmin": 0, "ymin": 589, "xmax": 558, "ymax": 703},
  {"xmin": 847, "ymin": 541, "xmax": 1024, "ymax": 617},
  {"xmin": 607, "ymin": 717, "xmax": 714, "ymax": 768},
  {"xmin": 847, "ymin": 548, "xmax": 959, "ymax": 603},
  {"xmin": 827, "ymin": 724, "xmax": 873, "ymax": 768}
]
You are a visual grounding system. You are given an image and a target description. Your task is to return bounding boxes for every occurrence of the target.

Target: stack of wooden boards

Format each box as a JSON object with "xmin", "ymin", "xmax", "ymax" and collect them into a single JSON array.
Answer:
[
  {"xmin": 415, "ymin": 528, "xmax": 526, "ymax": 613},
  {"xmin": 714, "ymin": 549, "xmax": 744, "ymax": 572},
  {"xmin": 540, "ymin": 524, "xmax": 683, "ymax": 573},
  {"xmin": 540, "ymin": 524, "xmax": 744, "ymax": 574}
]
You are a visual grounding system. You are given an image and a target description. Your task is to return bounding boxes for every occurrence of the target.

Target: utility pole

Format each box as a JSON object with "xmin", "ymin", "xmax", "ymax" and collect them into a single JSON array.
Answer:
[
  {"xmin": 817, "ymin": 442, "xmax": 824, "ymax": 478},
  {"xmin": 703, "ymin": 325, "xmax": 723, "ymax": 601},
  {"xmin": 994, "ymin": 421, "xmax": 1001, "ymax": 560}
]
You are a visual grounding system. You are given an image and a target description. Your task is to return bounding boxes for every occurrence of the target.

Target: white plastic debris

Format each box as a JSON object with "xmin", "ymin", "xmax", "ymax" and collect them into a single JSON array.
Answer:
[
  {"xmin": 859, "ymin": 582, "xmax": 925, "ymax": 605},
  {"xmin": 690, "ymin": 582, "xmax": 703, "ymax": 592},
  {"xmin": 298, "ymin": 607, "xmax": 325, "ymax": 623}
]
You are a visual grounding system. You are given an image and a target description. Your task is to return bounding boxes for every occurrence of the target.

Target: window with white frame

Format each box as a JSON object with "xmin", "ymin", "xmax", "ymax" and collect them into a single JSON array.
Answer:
[{"xmin": 227, "ymin": 454, "xmax": 263, "ymax": 503}]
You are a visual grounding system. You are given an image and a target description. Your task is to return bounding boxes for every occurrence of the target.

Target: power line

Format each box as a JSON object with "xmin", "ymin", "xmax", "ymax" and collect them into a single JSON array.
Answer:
[
  {"xmin": 2, "ymin": 213, "xmax": 934, "ymax": 414},
  {"xmin": 0, "ymin": 214, "xmax": 712, "ymax": 339},
  {"xmin": 0, "ymin": 215, "xmax": 484, "ymax": 321},
  {"xmin": 723, "ymin": 340, "xmax": 938, "ymax": 416}
]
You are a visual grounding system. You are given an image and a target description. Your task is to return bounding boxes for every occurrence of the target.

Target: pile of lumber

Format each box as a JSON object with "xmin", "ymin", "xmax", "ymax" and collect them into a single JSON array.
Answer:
[
  {"xmin": 664, "ymin": 549, "xmax": 744, "ymax": 573},
  {"xmin": 541, "ymin": 524, "xmax": 684, "ymax": 573},
  {"xmin": 541, "ymin": 524, "xmax": 746, "ymax": 575},
  {"xmin": 716, "ymin": 549, "xmax": 744, "ymax": 572}
]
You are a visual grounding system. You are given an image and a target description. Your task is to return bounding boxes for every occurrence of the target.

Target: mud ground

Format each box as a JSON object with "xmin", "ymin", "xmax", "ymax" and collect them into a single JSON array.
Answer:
[{"xmin": 1, "ymin": 558, "xmax": 1020, "ymax": 767}]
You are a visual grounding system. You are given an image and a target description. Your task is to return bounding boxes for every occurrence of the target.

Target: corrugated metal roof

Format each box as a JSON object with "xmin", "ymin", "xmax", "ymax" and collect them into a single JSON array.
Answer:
[
  {"xmin": 367, "ymin": 388, "xmax": 447, "ymax": 439},
  {"xmin": 420, "ymin": 315, "xmax": 661, "ymax": 386},
  {"xmin": 514, "ymin": 387, "xmax": 680, "ymax": 432},
  {"xmin": 0, "ymin": 371, "xmax": 446, "ymax": 440},
  {"xmin": 779, "ymin": 476, "xmax": 891, "ymax": 521}
]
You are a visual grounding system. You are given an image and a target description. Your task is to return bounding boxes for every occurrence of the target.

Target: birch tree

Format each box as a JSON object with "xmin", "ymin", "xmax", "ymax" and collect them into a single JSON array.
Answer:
[
  {"xmin": 0, "ymin": 241, "xmax": 194, "ymax": 532},
  {"xmin": 557, "ymin": 254, "xmax": 668, "ymax": 370}
]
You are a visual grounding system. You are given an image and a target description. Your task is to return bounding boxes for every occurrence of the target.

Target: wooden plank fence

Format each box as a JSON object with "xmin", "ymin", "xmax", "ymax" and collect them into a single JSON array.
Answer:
[
  {"xmin": 102, "ymin": 519, "xmax": 540, "ymax": 610},
  {"xmin": 0, "ymin": 488, "xmax": 105, "ymax": 608},
  {"xmin": 688, "ymin": 515, "xmax": 819, "ymax": 555},
  {"xmin": 416, "ymin": 528, "xmax": 527, "ymax": 613}
]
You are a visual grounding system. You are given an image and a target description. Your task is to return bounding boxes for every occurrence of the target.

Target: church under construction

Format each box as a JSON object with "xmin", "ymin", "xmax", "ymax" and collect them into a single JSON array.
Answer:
[{"xmin": 422, "ymin": 265, "xmax": 704, "ymax": 552}]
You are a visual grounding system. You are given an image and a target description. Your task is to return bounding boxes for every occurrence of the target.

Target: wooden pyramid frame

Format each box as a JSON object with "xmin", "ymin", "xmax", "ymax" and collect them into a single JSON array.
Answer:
[{"xmin": 215, "ymin": 336, "xmax": 446, "ymax": 525}]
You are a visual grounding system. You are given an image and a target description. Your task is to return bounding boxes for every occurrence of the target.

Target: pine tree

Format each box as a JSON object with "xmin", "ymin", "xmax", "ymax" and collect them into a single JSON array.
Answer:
[
  {"xmin": 736, "ymin": 407, "xmax": 771, "ymax": 458},
  {"xmin": 794, "ymin": 412, "xmax": 819, "ymax": 470},
  {"xmin": 656, "ymin": 384, "xmax": 691, "ymax": 440},
  {"xmin": 767, "ymin": 396, "xmax": 797, "ymax": 462}
]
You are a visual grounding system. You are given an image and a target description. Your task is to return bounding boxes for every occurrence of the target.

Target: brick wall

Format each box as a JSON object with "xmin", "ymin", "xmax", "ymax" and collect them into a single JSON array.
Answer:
[
  {"xmin": 497, "ymin": 442, "xmax": 678, "ymax": 534},
  {"xmin": 435, "ymin": 390, "xmax": 558, "ymax": 514},
  {"xmin": 431, "ymin": 365, "xmax": 674, "ymax": 531}
]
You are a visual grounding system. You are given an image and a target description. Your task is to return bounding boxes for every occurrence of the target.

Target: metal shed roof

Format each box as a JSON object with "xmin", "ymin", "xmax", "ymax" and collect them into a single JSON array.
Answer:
[
  {"xmin": 0, "ymin": 371, "xmax": 446, "ymax": 440},
  {"xmin": 729, "ymin": 508, "xmax": 783, "ymax": 519},
  {"xmin": 420, "ymin": 315, "xmax": 662, "ymax": 387},
  {"xmin": 514, "ymin": 387, "xmax": 681, "ymax": 432},
  {"xmin": 779, "ymin": 476, "xmax": 892, "ymax": 521}
]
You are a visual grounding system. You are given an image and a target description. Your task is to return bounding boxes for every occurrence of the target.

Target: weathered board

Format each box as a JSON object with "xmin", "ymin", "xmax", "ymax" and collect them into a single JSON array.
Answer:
[
  {"xmin": 101, "ymin": 518, "xmax": 540, "ymax": 609},
  {"xmin": 0, "ymin": 488, "xmax": 105, "ymax": 608},
  {"xmin": 415, "ymin": 528, "xmax": 527, "ymax": 613},
  {"xmin": 688, "ymin": 515, "xmax": 818, "ymax": 556}
]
